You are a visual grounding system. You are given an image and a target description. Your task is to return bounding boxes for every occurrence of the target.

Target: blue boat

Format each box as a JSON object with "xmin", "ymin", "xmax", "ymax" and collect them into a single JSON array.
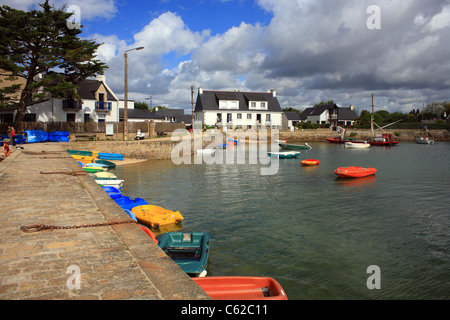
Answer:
[
  {"xmin": 158, "ymin": 232, "xmax": 210, "ymax": 277},
  {"xmin": 114, "ymin": 196, "xmax": 148, "ymax": 211},
  {"xmin": 102, "ymin": 186, "xmax": 122, "ymax": 199},
  {"xmin": 98, "ymin": 153, "xmax": 124, "ymax": 161}
]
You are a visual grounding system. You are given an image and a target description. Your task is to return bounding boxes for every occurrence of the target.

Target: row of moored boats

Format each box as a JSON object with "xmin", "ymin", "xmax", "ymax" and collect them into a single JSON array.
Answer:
[{"xmin": 68, "ymin": 149, "xmax": 288, "ymax": 300}]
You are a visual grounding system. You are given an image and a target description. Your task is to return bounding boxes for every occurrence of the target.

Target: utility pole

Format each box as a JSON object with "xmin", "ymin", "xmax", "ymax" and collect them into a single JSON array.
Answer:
[{"xmin": 191, "ymin": 85, "xmax": 195, "ymax": 131}]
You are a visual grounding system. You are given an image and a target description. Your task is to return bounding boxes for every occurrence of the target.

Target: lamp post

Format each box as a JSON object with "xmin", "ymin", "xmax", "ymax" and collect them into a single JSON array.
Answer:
[{"xmin": 124, "ymin": 46, "xmax": 144, "ymax": 140}]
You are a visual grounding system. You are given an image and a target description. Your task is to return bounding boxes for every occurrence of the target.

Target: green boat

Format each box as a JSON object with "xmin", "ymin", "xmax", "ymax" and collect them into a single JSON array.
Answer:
[
  {"xmin": 83, "ymin": 167, "xmax": 106, "ymax": 173},
  {"xmin": 67, "ymin": 150, "xmax": 93, "ymax": 156},
  {"xmin": 158, "ymin": 232, "xmax": 210, "ymax": 277},
  {"xmin": 94, "ymin": 159, "xmax": 116, "ymax": 169},
  {"xmin": 279, "ymin": 143, "xmax": 312, "ymax": 150}
]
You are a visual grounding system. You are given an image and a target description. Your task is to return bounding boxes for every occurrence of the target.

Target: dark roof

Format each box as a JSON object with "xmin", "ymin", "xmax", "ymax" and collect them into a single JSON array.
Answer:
[
  {"xmin": 155, "ymin": 109, "xmax": 185, "ymax": 117},
  {"xmin": 299, "ymin": 104, "xmax": 357, "ymax": 121},
  {"xmin": 195, "ymin": 90, "xmax": 282, "ymax": 113},
  {"xmin": 77, "ymin": 79, "xmax": 117, "ymax": 101},
  {"xmin": 284, "ymin": 111, "xmax": 301, "ymax": 121},
  {"xmin": 119, "ymin": 108, "xmax": 163, "ymax": 120}
]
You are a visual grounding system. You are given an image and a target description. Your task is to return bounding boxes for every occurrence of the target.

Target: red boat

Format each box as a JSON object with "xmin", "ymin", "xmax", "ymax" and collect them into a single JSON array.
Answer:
[
  {"xmin": 193, "ymin": 276, "xmax": 288, "ymax": 300},
  {"xmin": 335, "ymin": 166, "xmax": 377, "ymax": 178},
  {"xmin": 366, "ymin": 133, "xmax": 399, "ymax": 146}
]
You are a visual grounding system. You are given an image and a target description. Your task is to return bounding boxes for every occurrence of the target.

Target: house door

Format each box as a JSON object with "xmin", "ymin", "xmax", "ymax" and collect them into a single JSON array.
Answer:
[{"xmin": 257, "ymin": 114, "xmax": 261, "ymax": 124}]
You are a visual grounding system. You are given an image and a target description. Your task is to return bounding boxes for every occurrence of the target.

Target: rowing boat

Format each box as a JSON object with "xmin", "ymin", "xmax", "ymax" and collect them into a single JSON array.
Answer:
[
  {"xmin": 158, "ymin": 232, "xmax": 210, "ymax": 277},
  {"xmin": 131, "ymin": 205, "xmax": 184, "ymax": 227},
  {"xmin": 193, "ymin": 276, "xmax": 288, "ymax": 300},
  {"xmin": 334, "ymin": 166, "xmax": 377, "ymax": 178}
]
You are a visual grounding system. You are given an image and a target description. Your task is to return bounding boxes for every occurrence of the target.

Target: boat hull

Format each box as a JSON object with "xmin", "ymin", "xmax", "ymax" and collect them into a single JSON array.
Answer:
[
  {"xmin": 95, "ymin": 159, "xmax": 116, "ymax": 169},
  {"xmin": 335, "ymin": 166, "xmax": 377, "ymax": 178},
  {"xmin": 268, "ymin": 151, "xmax": 300, "ymax": 158},
  {"xmin": 344, "ymin": 142, "xmax": 370, "ymax": 148},
  {"xmin": 131, "ymin": 205, "xmax": 184, "ymax": 227},
  {"xmin": 301, "ymin": 159, "xmax": 319, "ymax": 166},
  {"xmin": 95, "ymin": 179, "xmax": 124, "ymax": 189},
  {"xmin": 158, "ymin": 232, "xmax": 209, "ymax": 277},
  {"xmin": 279, "ymin": 143, "xmax": 311, "ymax": 150},
  {"xmin": 416, "ymin": 137, "xmax": 434, "ymax": 144},
  {"xmin": 193, "ymin": 276, "xmax": 288, "ymax": 300},
  {"xmin": 98, "ymin": 153, "xmax": 124, "ymax": 161}
]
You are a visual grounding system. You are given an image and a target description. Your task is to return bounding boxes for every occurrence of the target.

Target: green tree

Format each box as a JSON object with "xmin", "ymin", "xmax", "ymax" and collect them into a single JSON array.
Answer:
[
  {"xmin": 313, "ymin": 100, "xmax": 335, "ymax": 107},
  {"xmin": 0, "ymin": 1, "xmax": 107, "ymax": 121},
  {"xmin": 135, "ymin": 101, "xmax": 149, "ymax": 110}
]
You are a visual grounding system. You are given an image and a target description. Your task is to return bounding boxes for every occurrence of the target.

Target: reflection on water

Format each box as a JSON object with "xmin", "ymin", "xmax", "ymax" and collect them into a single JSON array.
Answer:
[{"xmin": 115, "ymin": 142, "xmax": 450, "ymax": 300}]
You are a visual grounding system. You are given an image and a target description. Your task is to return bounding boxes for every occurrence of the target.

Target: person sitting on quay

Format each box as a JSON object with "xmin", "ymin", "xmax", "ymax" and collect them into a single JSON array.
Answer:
[{"xmin": 3, "ymin": 139, "xmax": 11, "ymax": 158}]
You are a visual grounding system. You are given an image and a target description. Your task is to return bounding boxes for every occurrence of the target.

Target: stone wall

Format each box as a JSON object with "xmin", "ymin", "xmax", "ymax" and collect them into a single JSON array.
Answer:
[{"xmin": 279, "ymin": 128, "xmax": 450, "ymax": 142}]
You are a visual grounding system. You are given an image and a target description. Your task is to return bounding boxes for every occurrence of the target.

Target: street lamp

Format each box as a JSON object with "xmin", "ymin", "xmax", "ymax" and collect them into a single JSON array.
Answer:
[{"xmin": 124, "ymin": 46, "xmax": 144, "ymax": 140}]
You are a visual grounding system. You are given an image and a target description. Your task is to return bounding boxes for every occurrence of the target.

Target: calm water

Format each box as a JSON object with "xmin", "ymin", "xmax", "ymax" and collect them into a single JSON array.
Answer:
[{"xmin": 115, "ymin": 142, "xmax": 450, "ymax": 300}]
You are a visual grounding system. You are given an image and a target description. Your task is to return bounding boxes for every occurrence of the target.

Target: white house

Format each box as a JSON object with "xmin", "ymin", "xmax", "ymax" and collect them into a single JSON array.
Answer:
[
  {"xmin": 25, "ymin": 75, "xmax": 120, "ymax": 123},
  {"xmin": 299, "ymin": 104, "xmax": 357, "ymax": 127},
  {"xmin": 194, "ymin": 88, "xmax": 283, "ymax": 129}
]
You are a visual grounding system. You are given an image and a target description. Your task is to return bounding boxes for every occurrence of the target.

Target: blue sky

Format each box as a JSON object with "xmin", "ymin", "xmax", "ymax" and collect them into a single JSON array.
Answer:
[{"xmin": 2, "ymin": 0, "xmax": 450, "ymax": 113}]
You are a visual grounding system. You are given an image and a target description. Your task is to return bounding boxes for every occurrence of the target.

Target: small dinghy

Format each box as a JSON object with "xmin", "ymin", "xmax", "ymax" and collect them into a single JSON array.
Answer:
[
  {"xmin": 95, "ymin": 159, "xmax": 116, "ymax": 169},
  {"xmin": 83, "ymin": 166, "xmax": 107, "ymax": 173},
  {"xmin": 93, "ymin": 172, "xmax": 117, "ymax": 180},
  {"xmin": 193, "ymin": 276, "xmax": 288, "ymax": 300},
  {"xmin": 267, "ymin": 151, "xmax": 300, "ymax": 158},
  {"xmin": 95, "ymin": 179, "xmax": 124, "ymax": 189},
  {"xmin": 158, "ymin": 232, "xmax": 210, "ymax": 277},
  {"xmin": 334, "ymin": 166, "xmax": 377, "ymax": 178},
  {"xmin": 114, "ymin": 196, "xmax": 148, "ymax": 211},
  {"xmin": 98, "ymin": 152, "xmax": 124, "ymax": 161},
  {"xmin": 301, "ymin": 159, "xmax": 319, "ymax": 166},
  {"xmin": 131, "ymin": 205, "xmax": 184, "ymax": 227},
  {"xmin": 344, "ymin": 142, "xmax": 370, "ymax": 149},
  {"xmin": 85, "ymin": 162, "xmax": 108, "ymax": 168},
  {"xmin": 416, "ymin": 137, "xmax": 434, "ymax": 144}
]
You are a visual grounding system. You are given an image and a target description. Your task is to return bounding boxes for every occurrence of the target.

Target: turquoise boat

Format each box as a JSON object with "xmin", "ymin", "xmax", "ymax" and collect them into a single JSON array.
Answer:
[
  {"xmin": 267, "ymin": 151, "xmax": 300, "ymax": 158},
  {"xmin": 67, "ymin": 150, "xmax": 93, "ymax": 156},
  {"xmin": 95, "ymin": 159, "xmax": 116, "ymax": 169},
  {"xmin": 158, "ymin": 232, "xmax": 210, "ymax": 277},
  {"xmin": 279, "ymin": 143, "xmax": 312, "ymax": 150},
  {"xmin": 98, "ymin": 153, "xmax": 124, "ymax": 161}
]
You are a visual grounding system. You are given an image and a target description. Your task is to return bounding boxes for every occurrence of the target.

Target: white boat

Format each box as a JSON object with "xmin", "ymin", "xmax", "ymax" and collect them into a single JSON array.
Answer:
[
  {"xmin": 416, "ymin": 137, "xmax": 434, "ymax": 145},
  {"xmin": 345, "ymin": 142, "xmax": 370, "ymax": 149},
  {"xmin": 95, "ymin": 179, "xmax": 124, "ymax": 189},
  {"xmin": 267, "ymin": 151, "xmax": 300, "ymax": 158},
  {"xmin": 196, "ymin": 149, "xmax": 215, "ymax": 154}
]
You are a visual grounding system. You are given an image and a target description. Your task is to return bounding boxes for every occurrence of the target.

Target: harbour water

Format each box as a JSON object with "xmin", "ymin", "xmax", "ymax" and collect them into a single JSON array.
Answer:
[{"xmin": 115, "ymin": 141, "xmax": 450, "ymax": 300}]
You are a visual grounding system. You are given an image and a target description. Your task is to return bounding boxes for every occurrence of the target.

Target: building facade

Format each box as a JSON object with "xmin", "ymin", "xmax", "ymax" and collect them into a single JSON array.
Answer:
[{"xmin": 194, "ymin": 88, "xmax": 283, "ymax": 129}]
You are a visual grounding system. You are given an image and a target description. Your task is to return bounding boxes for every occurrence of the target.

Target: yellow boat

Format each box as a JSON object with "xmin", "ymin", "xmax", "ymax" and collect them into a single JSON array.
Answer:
[
  {"xmin": 131, "ymin": 205, "xmax": 184, "ymax": 227},
  {"xmin": 70, "ymin": 154, "xmax": 95, "ymax": 164},
  {"xmin": 94, "ymin": 172, "xmax": 117, "ymax": 179}
]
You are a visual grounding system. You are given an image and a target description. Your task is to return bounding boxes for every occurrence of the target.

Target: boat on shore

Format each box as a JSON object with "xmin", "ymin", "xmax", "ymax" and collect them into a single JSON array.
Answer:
[
  {"xmin": 70, "ymin": 154, "xmax": 95, "ymax": 164},
  {"xmin": 268, "ymin": 151, "xmax": 300, "ymax": 158},
  {"xmin": 416, "ymin": 137, "xmax": 434, "ymax": 144},
  {"xmin": 83, "ymin": 166, "xmax": 107, "ymax": 173},
  {"xmin": 93, "ymin": 172, "xmax": 117, "ymax": 180},
  {"xmin": 98, "ymin": 152, "xmax": 124, "ymax": 161},
  {"xmin": 193, "ymin": 276, "xmax": 288, "ymax": 300},
  {"xmin": 345, "ymin": 142, "xmax": 370, "ymax": 149},
  {"xmin": 67, "ymin": 150, "xmax": 93, "ymax": 156},
  {"xmin": 158, "ymin": 232, "xmax": 210, "ymax": 277},
  {"xmin": 95, "ymin": 159, "xmax": 116, "ymax": 169},
  {"xmin": 131, "ymin": 205, "xmax": 184, "ymax": 227},
  {"xmin": 335, "ymin": 166, "xmax": 377, "ymax": 178},
  {"xmin": 95, "ymin": 179, "xmax": 124, "ymax": 189}
]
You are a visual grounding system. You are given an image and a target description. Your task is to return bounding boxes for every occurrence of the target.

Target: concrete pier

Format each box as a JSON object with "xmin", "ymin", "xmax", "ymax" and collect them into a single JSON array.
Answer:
[{"xmin": 0, "ymin": 143, "xmax": 210, "ymax": 300}]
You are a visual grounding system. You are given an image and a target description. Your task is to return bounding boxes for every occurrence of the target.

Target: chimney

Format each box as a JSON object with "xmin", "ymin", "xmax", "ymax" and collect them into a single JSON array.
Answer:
[
  {"xmin": 199, "ymin": 87, "xmax": 203, "ymax": 94},
  {"xmin": 96, "ymin": 75, "xmax": 106, "ymax": 82},
  {"xmin": 270, "ymin": 89, "xmax": 276, "ymax": 97}
]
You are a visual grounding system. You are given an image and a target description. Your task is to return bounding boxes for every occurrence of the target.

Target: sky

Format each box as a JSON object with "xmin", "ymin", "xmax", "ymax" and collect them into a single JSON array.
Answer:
[{"xmin": 2, "ymin": 0, "xmax": 450, "ymax": 114}]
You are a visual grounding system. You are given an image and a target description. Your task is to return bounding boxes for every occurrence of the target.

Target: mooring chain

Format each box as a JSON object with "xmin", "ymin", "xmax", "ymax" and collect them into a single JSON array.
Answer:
[
  {"xmin": 40, "ymin": 171, "xmax": 87, "ymax": 176},
  {"xmin": 20, "ymin": 220, "xmax": 137, "ymax": 233}
]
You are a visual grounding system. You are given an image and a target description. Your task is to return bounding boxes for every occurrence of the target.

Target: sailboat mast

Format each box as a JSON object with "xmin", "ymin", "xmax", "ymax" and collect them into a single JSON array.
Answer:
[{"xmin": 371, "ymin": 93, "xmax": 374, "ymax": 137}]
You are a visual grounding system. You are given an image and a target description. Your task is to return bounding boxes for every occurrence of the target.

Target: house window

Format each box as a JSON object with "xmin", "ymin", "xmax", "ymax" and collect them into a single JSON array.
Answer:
[
  {"xmin": 266, "ymin": 114, "xmax": 271, "ymax": 121},
  {"xmin": 247, "ymin": 114, "xmax": 252, "ymax": 120},
  {"xmin": 237, "ymin": 113, "xmax": 242, "ymax": 120},
  {"xmin": 251, "ymin": 102, "xmax": 256, "ymax": 108},
  {"xmin": 84, "ymin": 114, "xmax": 90, "ymax": 123},
  {"xmin": 227, "ymin": 113, "xmax": 232, "ymax": 123},
  {"xmin": 220, "ymin": 101, "xmax": 227, "ymax": 109},
  {"xmin": 231, "ymin": 101, "xmax": 238, "ymax": 109},
  {"xmin": 261, "ymin": 102, "xmax": 266, "ymax": 109},
  {"xmin": 67, "ymin": 113, "xmax": 76, "ymax": 122}
]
